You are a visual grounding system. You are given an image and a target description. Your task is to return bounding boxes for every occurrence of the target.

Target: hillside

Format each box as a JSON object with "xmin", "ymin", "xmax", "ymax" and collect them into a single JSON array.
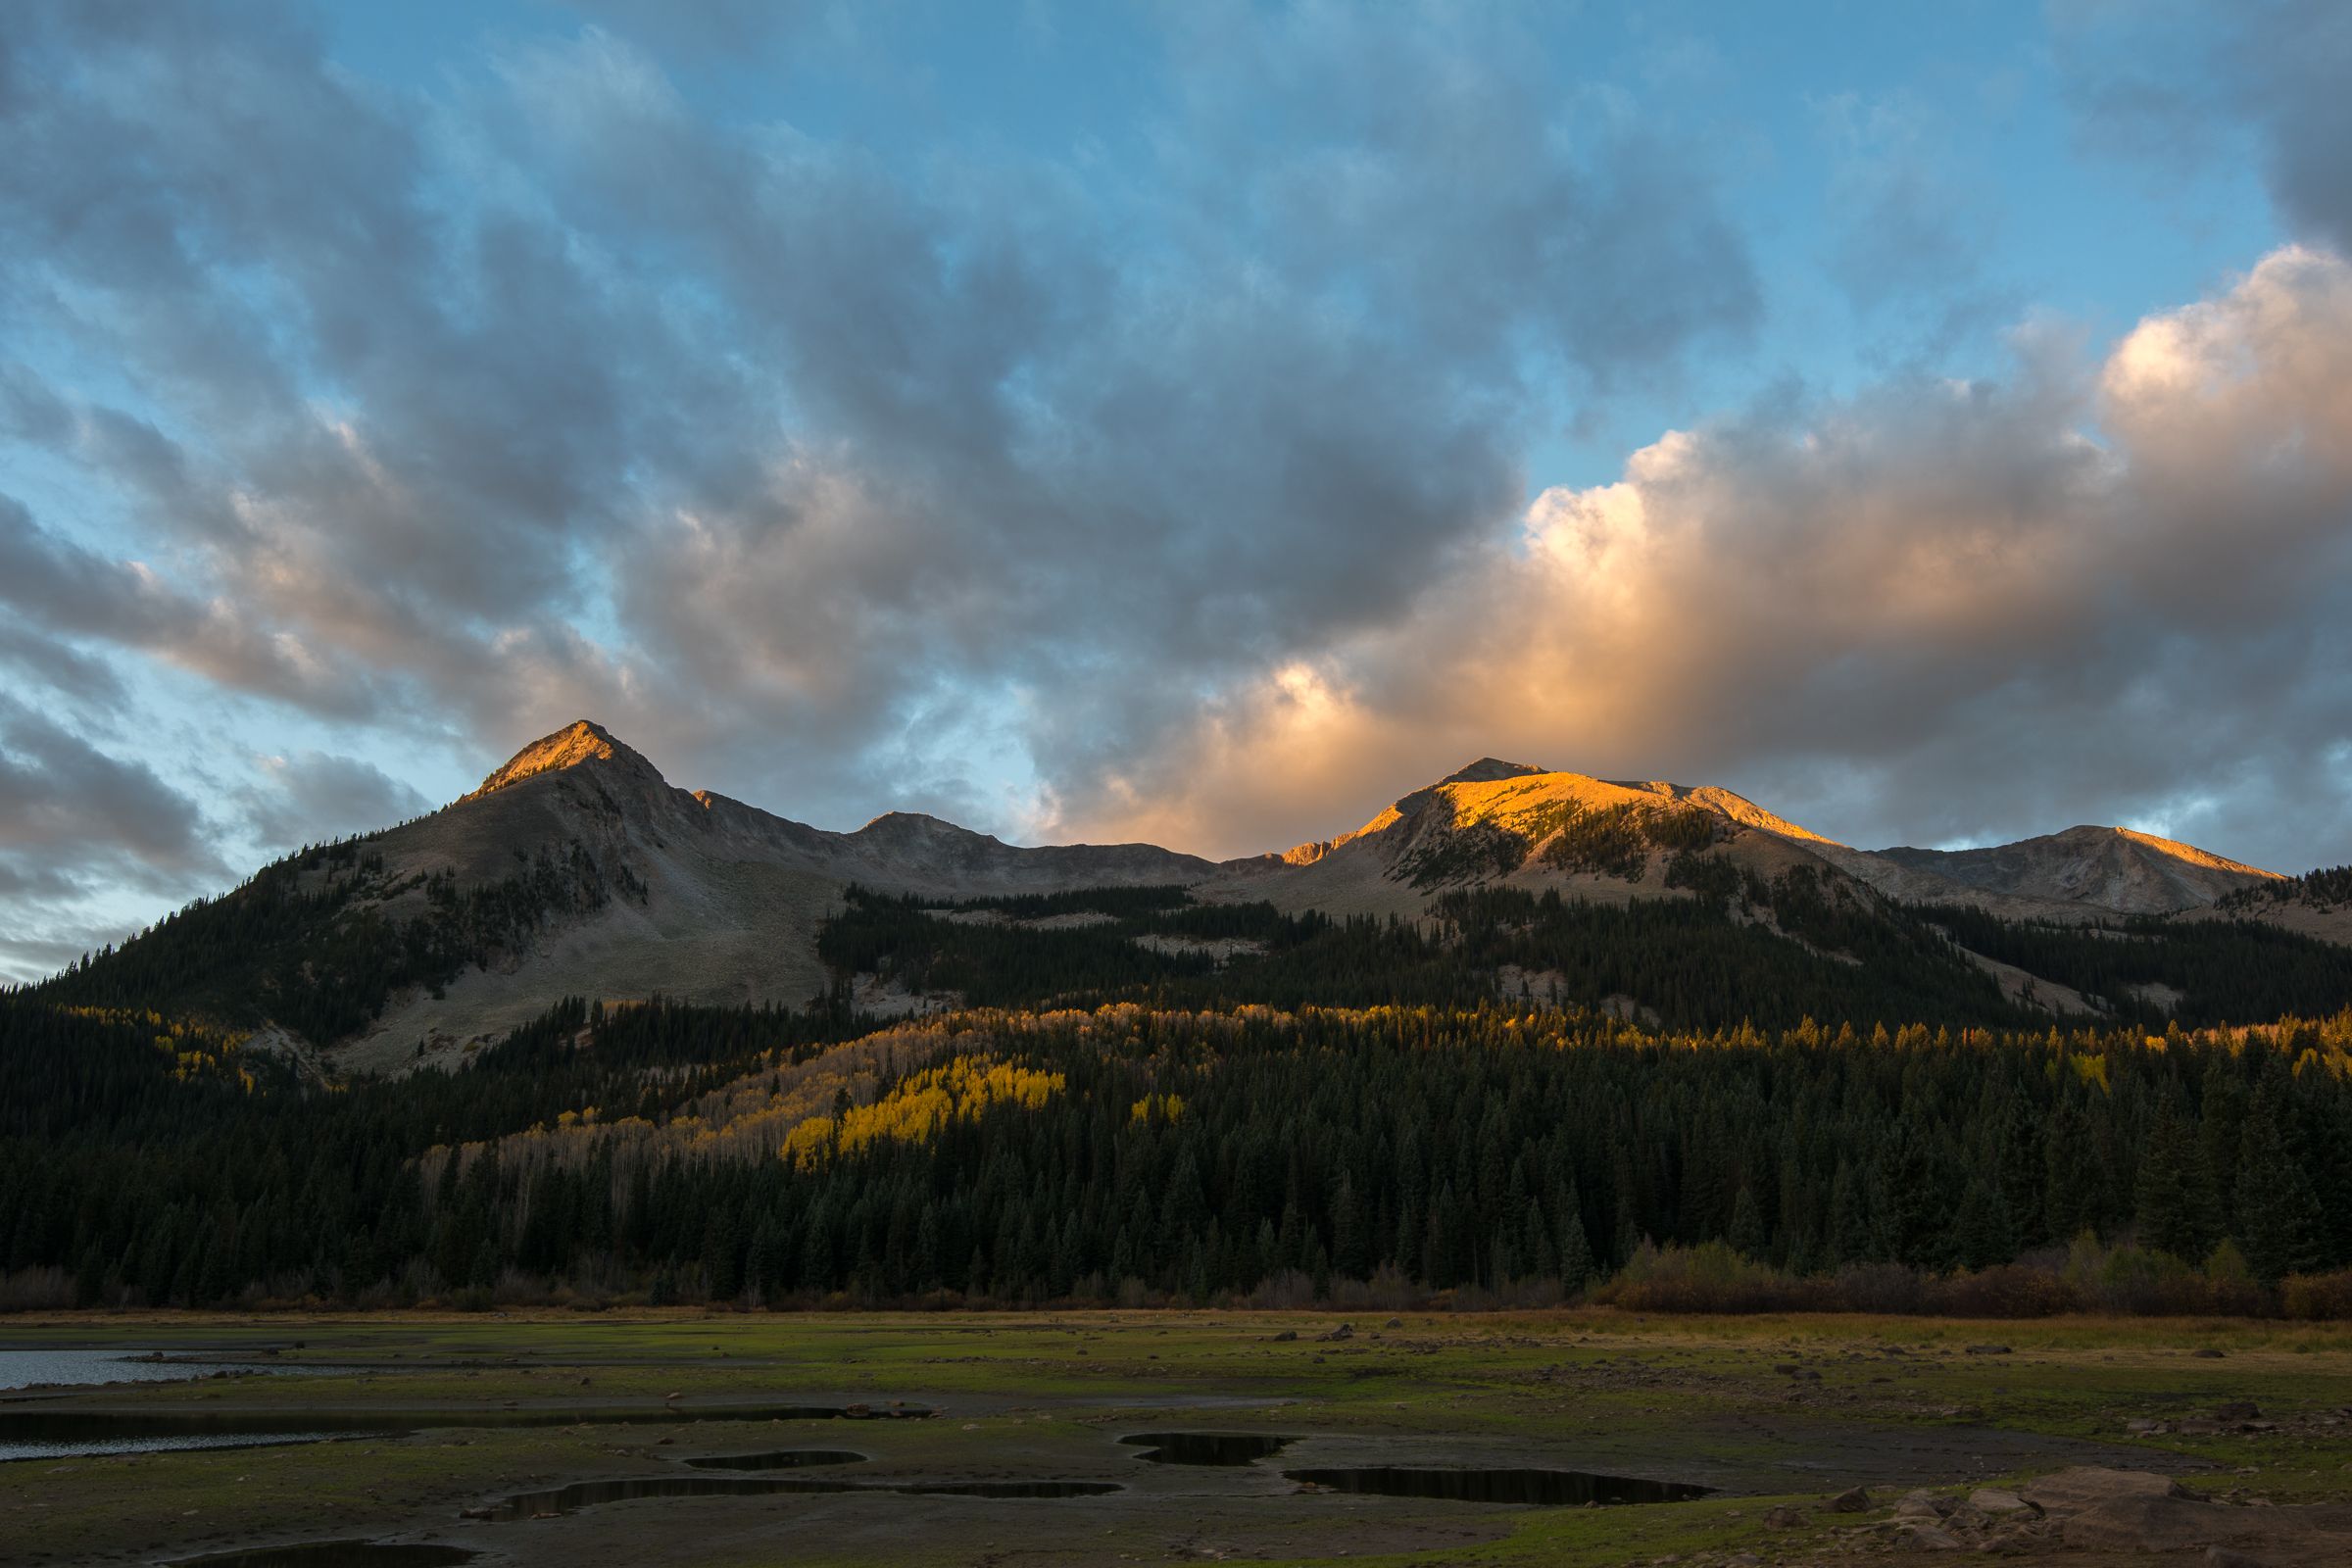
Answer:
[
  {"xmin": 33, "ymin": 724, "xmax": 2344, "ymax": 1067},
  {"xmin": 1869, "ymin": 825, "xmax": 2279, "ymax": 914},
  {"xmin": 38, "ymin": 721, "xmax": 1217, "ymax": 1071}
]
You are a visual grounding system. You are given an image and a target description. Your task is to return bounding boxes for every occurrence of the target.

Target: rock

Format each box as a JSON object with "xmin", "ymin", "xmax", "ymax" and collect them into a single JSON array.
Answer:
[
  {"xmin": 1829, "ymin": 1486, "xmax": 1872, "ymax": 1513},
  {"xmin": 1318, "ymin": 1324, "xmax": 1353, "ymax": 1342},
  {"xmin": 2215, "ymin": 1401, "xmax": 2263, "ymax": 1422},
  {"xmin": 2194, "ymin": 1347, "xmax": 2228, "ymax": 1358},
  {"xmin": 1893, "ymin": 1525, "xmax": 1962, "ymax": 1550},
  {"xmin": 2064, "ymin": 1496, "xmax": 2222, "ymax": 1554},
  {"xmin": 2022, "ymin": 1467, "xmax": 2187, "ymax": 1515},
  {"xmin": 2126, "ymin": 1417, "xmax": 2165, "ymax": 1434},
  {"xmin": 1895, "ymin": 1490, "xmax": 1954, "ymax": 1520},
  {"xmin": 1763, "ymin": 1505, "xmax": 1806, "ymax": 1528},
  {"xmin": 1384, "ymin": 1317, "xmax": 1403, "ymax": 1329},
  {"xmin": 1964, "ymin": 1344, "xmax": 2013, "ymax": 1355},
  {"xmin": 1271, "ymin": 1329, "xmax": 1298, "ymax": 1342},
  {"xmin": 1970, "ymin": 1489, "xmax": 2033, "ymax": 1515}
]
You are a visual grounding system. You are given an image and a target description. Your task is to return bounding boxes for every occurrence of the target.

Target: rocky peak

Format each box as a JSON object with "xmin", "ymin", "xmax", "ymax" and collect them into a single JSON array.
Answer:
[
  {"xmin": 1437, "ymin": 757, "xmax": 1548, "ymax": 786},
  {"xmin": 464, "ymin": 719, "xmax": 663, "ymax": 802}
]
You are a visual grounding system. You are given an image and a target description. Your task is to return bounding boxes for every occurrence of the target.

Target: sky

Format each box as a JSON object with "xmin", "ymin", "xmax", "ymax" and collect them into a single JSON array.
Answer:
[{"xmin": 3, "ymin": 0, "xmax": 2351, "ymax": 979}]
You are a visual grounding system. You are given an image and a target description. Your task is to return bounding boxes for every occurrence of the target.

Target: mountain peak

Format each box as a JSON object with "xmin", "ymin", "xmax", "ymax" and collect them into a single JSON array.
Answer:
[
  {"xmin": 465, "ymin": 719, "xmax": 661, "ymax": 801},
  {"xmin": 1438, "ymin": 757, "xmax": 1547, "ymax": 786}
]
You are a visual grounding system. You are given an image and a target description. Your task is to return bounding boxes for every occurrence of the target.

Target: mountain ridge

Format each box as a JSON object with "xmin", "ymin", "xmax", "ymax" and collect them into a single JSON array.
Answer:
[{"xmin": 41, "ymin": 720, "xmax": 2332, "ymax": 1068}]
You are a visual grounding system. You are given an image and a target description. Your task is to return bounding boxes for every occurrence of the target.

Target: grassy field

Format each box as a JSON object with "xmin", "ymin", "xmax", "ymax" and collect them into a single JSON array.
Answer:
[{"xmin": 6, "ymin": 1309, "xmax": 2351, "ymax": 1566}]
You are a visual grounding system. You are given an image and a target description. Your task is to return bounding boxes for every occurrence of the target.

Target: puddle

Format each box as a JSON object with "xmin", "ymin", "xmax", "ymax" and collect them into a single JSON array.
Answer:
[
  {"xmin": 0, "ymin": 1401, "xmax": 929, "ymax": 1462},
  {"xmin": 1283, "ymin": 1466, "xmax": 1713, "ymax": 1505},
  {"xmin": 165, "ymin": 1544, "xmax": 476, "ymax": 1568},
  {"xmin": 1120, "ymin": 1432, "xmax": 1297, "ymax": 1466},
  {"xmin": 480, "ymin": 1475, "xmax": 1121, "ymax": 1520},
  {"xmin": 683, "ymin": 1448, "xmax": 867, "ymax": 1471}
]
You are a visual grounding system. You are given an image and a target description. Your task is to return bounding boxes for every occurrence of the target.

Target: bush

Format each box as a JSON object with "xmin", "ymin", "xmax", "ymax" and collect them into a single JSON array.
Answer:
[
  {"xmin": 1595, "ymin": 1241, "xmax": 1811, "ymax": 1313},
  {"xmin": 2280, "ymin": 1269, "xmax": 2352, "ymax": 1320}
]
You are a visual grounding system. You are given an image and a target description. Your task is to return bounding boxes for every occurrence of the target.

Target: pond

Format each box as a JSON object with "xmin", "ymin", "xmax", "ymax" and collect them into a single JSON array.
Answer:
[
  {"xmin": 165, "ymin": 1544, "xmax": 477, "ymax": 1568},
  {"xmin": 683, "ymin": 1448, "xmax": 868, "ymax": 1470},
  {"xmin": 1120, "ymin": 1432, "xmax": 1297, "ymax": 1466},
  {"xmin": 478, "ymin": 1474, "xmax": 1122, "ymax": 1520},
  {"xmin": 0, "ymin": 1348, "xmax": 314, "ymax": 1393}
]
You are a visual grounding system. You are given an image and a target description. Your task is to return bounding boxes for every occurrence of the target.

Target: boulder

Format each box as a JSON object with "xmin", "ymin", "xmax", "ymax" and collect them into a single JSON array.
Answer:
[
  {"xmin": 2022, "ymin": 1467, "xmax": 2186, "ymax": 1514},
  {"xmin": 1969, "ymin": 1489, "xmax": 2033, "ymax": 1514},
  {"xmin": 1828, "ymin": 1486, "xmax": 1872, "ymax": 1513},
  {"xmin": 1893, "ymin": 1525, "xmax": 1962, "ymax": 1550}
]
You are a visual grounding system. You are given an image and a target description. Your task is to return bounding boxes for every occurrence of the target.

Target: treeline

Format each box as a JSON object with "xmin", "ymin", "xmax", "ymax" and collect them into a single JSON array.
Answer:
[
  {"xmin": 29, "ymin": 837, "xmax": 639, "ymax": 1041},
  {"xmin": 10, "ymin": 987, "xmax": 2352, "ymax": 1314},
  {"xmin": 824, "ymin": 881, "xmax": 2035, "ymax": 1029},
  {"xmin": 2220, "ymin": 863, "xmax": 2352, "ymax": 914},
  {"xmin": 1926, "ymin": 904, "xmax": 2352, "ymax": 1027}
]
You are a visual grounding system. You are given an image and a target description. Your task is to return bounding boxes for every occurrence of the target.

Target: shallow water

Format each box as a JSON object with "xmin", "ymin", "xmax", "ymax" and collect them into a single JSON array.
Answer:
[
  {"xmin": 0, "ymin": 1348, "xmax": 309, "ymax": 1393},
  {"xmin": 1283, "ymin": 1466, "xmax": 1713, "ymax": 1505},
  {"xmin": 166, "ymin": 1544, "xmax": 477, "ymax": 1568},
  {"xmin": 683, "ymin": 1448, "xmax": 867, "ymax": 1471},
  {"xmin": 1119, "ymin": 1432, "xmax": 1297, "ymax": 1466},
  {"xmin": 481, "ymin": 1474, "xmax": 1122, "ymax": 1520}
]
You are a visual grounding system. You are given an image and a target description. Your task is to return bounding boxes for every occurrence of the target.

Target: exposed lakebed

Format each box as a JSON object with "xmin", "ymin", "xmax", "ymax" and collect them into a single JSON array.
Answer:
[
  {"xmin": 0, "ymin": 1399, "xmax": 932, "ymax": 1463},
  {"xmin": 1285, "ymin": 1465, "xmax": 1715, "ymax": 1505}
]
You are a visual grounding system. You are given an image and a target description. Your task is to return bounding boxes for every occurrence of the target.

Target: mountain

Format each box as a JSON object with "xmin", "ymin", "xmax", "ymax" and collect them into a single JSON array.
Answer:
[
  {"xmin": 40, "ymin": 723, "xmax": 2336, "ymax": 1067},
  {"xmin": 1865, "ymin": 825, "xmax": 2279, "ymax": 915}
]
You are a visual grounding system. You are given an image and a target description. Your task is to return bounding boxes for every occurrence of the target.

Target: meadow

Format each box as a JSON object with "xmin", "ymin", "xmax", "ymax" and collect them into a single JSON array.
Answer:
[{"xmin": 8, "ymin": 1307, "xmax": 2352, "ymax": 1566}]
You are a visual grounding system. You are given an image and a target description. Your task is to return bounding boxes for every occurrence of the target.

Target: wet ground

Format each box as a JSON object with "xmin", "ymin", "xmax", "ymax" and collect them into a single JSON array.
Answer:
[{"xmin": 4, "ymin": 1309, "xmax": 2349, "ymax": 1567}]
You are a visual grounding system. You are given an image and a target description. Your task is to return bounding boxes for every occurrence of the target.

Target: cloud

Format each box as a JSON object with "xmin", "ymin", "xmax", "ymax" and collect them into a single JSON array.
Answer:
[
  {"xmin": 0, "ymin": 694, "xmax": 230, "ymax": 979},
  {"xmin": 238, "ymin": 751, "xmax": 434, "ymax": 853},
  {"xmin": 2055, "ymin": 1, "xmax": 2352, "ymax": 254},
  {"xmin": 0, "ymin": 1, "xmax": 1759, "ymax": 841},
  {"xmin": 1054, "ymin": 247, "xmax": 2352, "ymax": 872}
]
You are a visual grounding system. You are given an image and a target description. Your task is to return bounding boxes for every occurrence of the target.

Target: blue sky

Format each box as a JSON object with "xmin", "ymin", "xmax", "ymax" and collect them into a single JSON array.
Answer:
[{"xmin": 2, "ymin": 1, "xmax": 2350, "ymax": 978}]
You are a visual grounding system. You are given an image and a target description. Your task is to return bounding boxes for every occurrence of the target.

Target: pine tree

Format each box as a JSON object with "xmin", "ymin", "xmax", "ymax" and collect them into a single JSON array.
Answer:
[{"xmin": 2133, "ymin": 1105, "xmax": 2220, "ymax": 1261}]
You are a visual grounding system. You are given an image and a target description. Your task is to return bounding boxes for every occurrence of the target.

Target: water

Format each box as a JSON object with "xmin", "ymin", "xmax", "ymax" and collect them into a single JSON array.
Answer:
[
  {"xmin": 0, "ymin": 1401, "xmax": 929, "ymax": 1463},
  {"xmin": 683, "ymin": 1448, "xmax": 867, "ymax": 1471},
  {"xmin": 1120, "ymin": 1432, "xmax": 1297, "ymax": 1466},
  {"xmin": 166, "ymin": 1544, "xmax": 476, "ymax": 1568},
  {"xmin": 479, "ymin": 1474, "xmax": 1122, "ymax": 1520},
  {"xmin": 0, "ymin": 1348, "xmax": 309, "ymax": 1392},
  {"xmin": 1283, "ymin": 1466, "xmax": 1713, "ymax": 1505}
]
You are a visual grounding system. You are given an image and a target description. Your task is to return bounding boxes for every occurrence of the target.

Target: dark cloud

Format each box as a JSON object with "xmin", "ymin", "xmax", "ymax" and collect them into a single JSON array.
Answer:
[{"xmin": 0, "ymin": 695, "xmax": 223, "ymax": 911}]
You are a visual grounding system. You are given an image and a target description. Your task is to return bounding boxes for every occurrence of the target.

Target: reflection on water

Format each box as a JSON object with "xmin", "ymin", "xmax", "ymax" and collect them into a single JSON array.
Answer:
[
  {"xmin": 1120, "ymin": 1432, "xmax": 1297, "ymax": 1466},
  {"xmin": 482, "ymin": 1475, "xmax": 1122, "ymax": 1520},
  {"xmin": 1284, "ymin": 1466, "xmax": 1713, "ymax": 1505},
  {"xmin": 166, "ymin": 1544, "xmax": 477, "ymax": 1568},
  {"xmin": 683, "ymin": 1448, "xmax": 867, "ymax": 1471},
  {"xmin": 0, "ymin": 1349, "xmax": 311, "ymax": 1393}
]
